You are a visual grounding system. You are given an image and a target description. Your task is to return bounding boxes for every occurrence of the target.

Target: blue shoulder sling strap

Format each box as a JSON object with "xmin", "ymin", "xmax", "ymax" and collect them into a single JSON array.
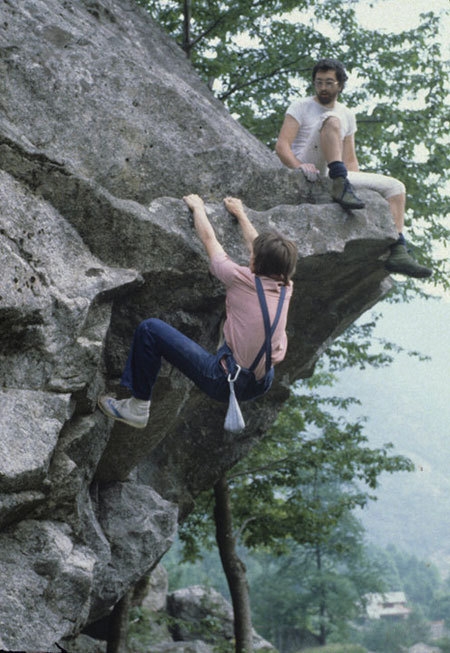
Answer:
[
  {"xmin": 249, "ymin": 276, "xmax": 286, "ymax": 375},
  {"xmin": 224, "ymin": 277, "xmax": 286, "ymax": 433}
]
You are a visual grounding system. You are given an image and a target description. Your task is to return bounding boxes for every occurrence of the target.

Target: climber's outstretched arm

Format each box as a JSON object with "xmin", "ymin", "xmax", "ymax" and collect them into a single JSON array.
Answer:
[
  {"xmin": 223, "ymin": 197, "xmax": 258, "ymax": 254},
  {"xmin": 183, "ymin": 194, "xmax": 225, "ymax": 261}
]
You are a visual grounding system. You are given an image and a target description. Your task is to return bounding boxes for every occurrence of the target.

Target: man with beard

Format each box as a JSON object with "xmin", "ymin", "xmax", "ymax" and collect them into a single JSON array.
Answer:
[{"xmin": 275, "ymin": 58, "xmax": 431, "ymax": 278}]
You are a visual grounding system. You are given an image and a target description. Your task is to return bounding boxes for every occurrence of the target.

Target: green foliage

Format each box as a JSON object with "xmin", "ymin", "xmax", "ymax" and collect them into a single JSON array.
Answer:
[
  {"xmin": 127, "ymin": 606, "xmax": 177, "ymax": 651},
  {"xmin": 367, "ymin": 545, "xmax": 443, "ymax": 618},
  {"xmin": 304, "ymin": 646, "xmax": 367, "ymax": 653},
  {"xmin": 176, "ymin": 490, "xmax": 217, "ymax": 562},
  {"xmin": 388, "ymin": 546, "xmax": 441, "ymax": 614},
  {"xmin": 164, "ymin": 537, "xmax": 231, "ymax": 596},
  {"xmin": 359, "ymin": 608, "xmax": 431, "ymax": 652},
  {"xmin": 171, "ymin": 374, "xmax": 413, "ymax": 645},
  {"xmin": 128, "ymin": 603, "xmax": 235, "ymax": 653},
  {"xmin": 249, "ymin": 527, "xmax": 387, "ymax": 647},
  {"xmin": 325, "ymin": 312, "xmax": 432, "ymax": 373},
  {"xmin": 431, "ymin": 591, "xmax": 450, "ymax": 627},
  {"xmin": 225, "ymin": 379, "xmax": 413, "ymax": 553},
  {"xmin": 137, "ymin": 0, "xmax": 450, "ymax": 289},
  {"xmin": 436, "ymin": 637, "xmax": 450, "ymax": 653},
  {"xmin": 163, "ymin": 537, "xmax": 450, "ymax": 651}
]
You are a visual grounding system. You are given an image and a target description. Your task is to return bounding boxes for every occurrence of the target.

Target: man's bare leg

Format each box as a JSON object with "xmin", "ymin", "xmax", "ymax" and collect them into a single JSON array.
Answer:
[
  {"xmin": 388, "ymin": 193, "xmax": 405, "ymax": 233},
  {"xmin": 321, "ymin": 117, "xmax": 365, "ymax": 209},
  {"xmin": 320, "ymin": 116, "xmax": 344, "ymax": 162}
]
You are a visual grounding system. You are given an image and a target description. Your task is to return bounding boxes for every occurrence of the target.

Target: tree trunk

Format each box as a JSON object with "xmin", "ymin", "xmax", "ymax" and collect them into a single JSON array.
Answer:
[
  {"xmin": 214, "ymin": 474, "xmax": 254, "ymax": 653},
  {"xmin": 106, "ymin": 589, "xmax": 132, "ymax": 653},
  {"xmin": 315, "ymin": 543, "xmax": 327, "ymax": 646},
  {"xmin": 183, "ymin": 0, "xmax": 192, "ymax": 57}
]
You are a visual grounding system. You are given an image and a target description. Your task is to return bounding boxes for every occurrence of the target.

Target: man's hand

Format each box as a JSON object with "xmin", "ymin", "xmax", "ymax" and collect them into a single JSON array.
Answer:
[
  {"xmin": 223, "ymin": 196, "xmax": 258, "ymax": 254},
  {"xmin": 298, "ymin": 163, "xmax": 320, "ymax": 182},
  {"xmin": 183, "ymin": 193, "xmax": 204, "ymax": 212},
  {"xmin": 223, "ymin": 196, "xmax": 245, "ymax": 218},
  {"xmin": 183, "ymin": 194, "xmax": 224, "ymax": 261}
]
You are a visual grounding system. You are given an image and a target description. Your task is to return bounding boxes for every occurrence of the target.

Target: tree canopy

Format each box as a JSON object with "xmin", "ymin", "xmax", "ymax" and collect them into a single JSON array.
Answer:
[
  {"xmin": 167, "ymin": 375, "xmax": 413, "ymax": 645},
  {"xmin": 177, "ymin": 374, "xmax": 413, "ymax": 552},
  {"xmin": 138, "ymin": 0, "xmax": 449, "ymax": 287}
]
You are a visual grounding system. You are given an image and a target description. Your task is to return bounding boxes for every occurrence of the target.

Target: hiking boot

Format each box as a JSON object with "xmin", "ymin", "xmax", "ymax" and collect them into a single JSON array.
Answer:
[
  {"xmin": 331, "ymin": 177, "xmax": 365, "ymax": 209},
  {"xmin": 385, "ymin": 242, "xmax": 432, "ymax": 279},
  {"xmin": 98, "ymin": 395, "xmax": 150, "ymax": 429}
]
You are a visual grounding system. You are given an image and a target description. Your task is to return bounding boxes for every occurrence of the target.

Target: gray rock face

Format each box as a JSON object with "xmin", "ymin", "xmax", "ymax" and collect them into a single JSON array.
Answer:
[
  {"xmin": 0, "ymin": 520, "xmax": 95, "ymax": 651},
  {"xmin": 167, "ymin": 586, "xmax": 274, "ymax": 651},
  {"xmin": 142, "ymin": 563, "xmax": 169, "ymax": 612},
  {"xmin": 0, "ymin": 0, "xmax": 396, "ymax": 649}
]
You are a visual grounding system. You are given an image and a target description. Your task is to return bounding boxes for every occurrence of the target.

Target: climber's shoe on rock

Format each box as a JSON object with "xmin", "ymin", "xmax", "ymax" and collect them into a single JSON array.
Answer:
[
  {"xmin": 385, "ymin": 241, "xmax": 432, "ymax": 279},
  {"xmin": 98, "ymin": 395, "xmax": 150, "ymax": 429},
  {"xmin": 331, "ymin": 177, "xmax": 365, "ymax": 210}
]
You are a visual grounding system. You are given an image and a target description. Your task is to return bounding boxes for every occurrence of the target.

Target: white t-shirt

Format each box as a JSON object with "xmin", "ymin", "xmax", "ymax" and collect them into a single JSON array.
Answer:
[{"xmin": 286, "ymin": 96, "xmax": 357, "ymax": 163}]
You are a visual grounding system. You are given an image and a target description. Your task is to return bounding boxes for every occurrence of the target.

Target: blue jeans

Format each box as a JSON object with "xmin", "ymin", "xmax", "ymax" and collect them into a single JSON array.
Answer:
[{"xmin": 120, "ymin": 318, "xmax": 274, "ymax": 403}]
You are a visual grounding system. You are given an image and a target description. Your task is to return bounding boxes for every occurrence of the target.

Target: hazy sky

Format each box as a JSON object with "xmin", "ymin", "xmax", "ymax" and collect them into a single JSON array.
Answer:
[
  {"xmin": 335, "ymin": 294, "xmax": 450, "ymax": 567},
  {"xmin": 355, "ymin": 0, "xmax": 450, "ymax": 40},
  {"xmin": 320, "ymin": 0, "xmax": 450, "ymax": 563}
]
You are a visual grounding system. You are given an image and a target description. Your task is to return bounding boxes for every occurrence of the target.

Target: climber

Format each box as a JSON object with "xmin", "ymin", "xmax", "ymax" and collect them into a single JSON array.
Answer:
[
  {"xmin": 275, "ymin": 57, "xmax": 432, "ymax": 279},
  {"xmin": 98, "ymin": 195, "xmax": 297, "ymax": 429}
]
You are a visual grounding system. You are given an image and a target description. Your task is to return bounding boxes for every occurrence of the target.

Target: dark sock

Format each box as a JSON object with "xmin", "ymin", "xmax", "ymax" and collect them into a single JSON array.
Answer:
[
  {"xmin": 397, "ymin": 233, "xmax": 407, "ymax": 246},
  {"xmin": 328, "ymin": 160, "xmax": 348, "ymax": 179}
]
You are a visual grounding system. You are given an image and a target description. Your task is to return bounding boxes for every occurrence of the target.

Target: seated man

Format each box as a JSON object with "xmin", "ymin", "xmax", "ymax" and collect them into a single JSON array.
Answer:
[
  {"xmin": 98, "ymin": 195, "xmax": 297, "ymax": 429},
  {"xmin": 275, "ymin": 57, "xmax": 431, "ymax": 279}
]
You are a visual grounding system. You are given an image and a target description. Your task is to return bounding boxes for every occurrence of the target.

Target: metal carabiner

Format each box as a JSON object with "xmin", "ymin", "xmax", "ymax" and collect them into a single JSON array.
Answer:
[{"xmin": 227, "ymin": 364, "xmax": 242, "ymax": 384}]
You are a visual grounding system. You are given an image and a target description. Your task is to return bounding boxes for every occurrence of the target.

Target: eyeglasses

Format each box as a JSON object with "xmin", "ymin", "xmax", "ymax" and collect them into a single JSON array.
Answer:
[{"xmin": 314, "ymin": 80, "xmax": 339, "ymax": 88}]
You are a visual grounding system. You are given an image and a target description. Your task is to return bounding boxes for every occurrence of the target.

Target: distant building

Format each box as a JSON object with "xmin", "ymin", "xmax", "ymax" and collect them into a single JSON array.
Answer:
[{"xmin": 364, "ymin": 591, "xmax": 411, "ymax": 621}]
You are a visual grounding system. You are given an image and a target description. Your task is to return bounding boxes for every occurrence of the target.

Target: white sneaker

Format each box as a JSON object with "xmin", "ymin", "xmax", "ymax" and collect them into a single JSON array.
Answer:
[{"xmin": 98, "ymin": 395, "xmax": 150, "ymax": 429}]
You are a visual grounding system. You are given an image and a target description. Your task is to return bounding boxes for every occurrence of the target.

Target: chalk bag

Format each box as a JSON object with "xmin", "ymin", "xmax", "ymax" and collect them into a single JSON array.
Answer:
[{"xmin": 224, "ymin": 365, "xmax": 245, "ymax": 433}]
